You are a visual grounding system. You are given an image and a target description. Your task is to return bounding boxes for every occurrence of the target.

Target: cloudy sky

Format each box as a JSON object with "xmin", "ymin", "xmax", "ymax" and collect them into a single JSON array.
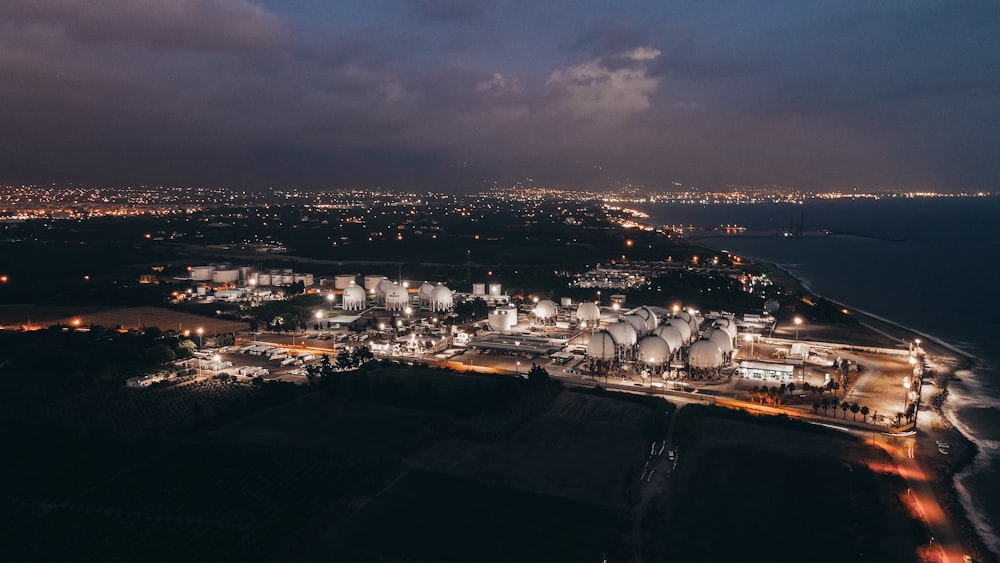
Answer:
[{"xmin": 1, "ymin": 0, "xmax": 997, "ymax": 192}]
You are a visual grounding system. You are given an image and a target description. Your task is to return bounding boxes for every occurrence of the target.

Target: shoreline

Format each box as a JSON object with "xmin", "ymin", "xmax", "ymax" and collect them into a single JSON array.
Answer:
[{"xmin": 700, "ymin": 243, "xmax": 996, "ymax": 562}]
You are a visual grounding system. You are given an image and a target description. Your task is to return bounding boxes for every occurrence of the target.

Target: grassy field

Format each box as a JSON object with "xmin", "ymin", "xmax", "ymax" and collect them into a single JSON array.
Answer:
[
  {"xmin": 643, "ymin": 406, "xmax": 925, "ymax": 563},
  {"xmin": 0, "ymin": 304, "xmax": 247, "ymax": 333}
]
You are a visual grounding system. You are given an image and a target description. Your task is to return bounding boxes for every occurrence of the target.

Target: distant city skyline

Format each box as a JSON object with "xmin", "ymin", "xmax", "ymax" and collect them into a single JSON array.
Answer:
[{"xmin": 1, "ymin": 1, "xmax": 997, "ymax": 192}]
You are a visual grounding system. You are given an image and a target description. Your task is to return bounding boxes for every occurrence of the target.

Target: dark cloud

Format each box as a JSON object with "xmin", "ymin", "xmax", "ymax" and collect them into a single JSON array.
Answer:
[{"xmin": 0, "ymin": 1, "xmax": 997, "ymax": 191}]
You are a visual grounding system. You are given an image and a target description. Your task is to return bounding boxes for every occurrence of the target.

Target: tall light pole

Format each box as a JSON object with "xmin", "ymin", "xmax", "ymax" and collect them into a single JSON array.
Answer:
[
  {"xmin": 327, "ymin": 292, "xmax": 335, "ymax": 311},
  {"xmin": 793, "ymin": 317, "xmax": 802, "ymax": 341},
  {"xmin": 744, "ymin": 333, "xmax": 754, "ymax": 359},
  {"xmin": 196, "ymin": 327, "xmax": 204, "ymax": 349}
]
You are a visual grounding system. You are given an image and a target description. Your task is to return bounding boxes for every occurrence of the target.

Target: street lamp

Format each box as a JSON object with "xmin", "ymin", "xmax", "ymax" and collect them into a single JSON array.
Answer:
[
  {"xmin": 327, "ymin": 292, "xmax": 334, "ymax": 311},
  {"xmin": 516, "ymin": 360, "xmax": 521, "ymax": 376},
  {"xmin": 196, "ymin": 327, "xmax": 204, "ymax": 349},
  {"xmin": 744, "ymin": 333, "xmax": 754, "ymax": 358},
  {"xmin": 902, "ymin": 376, "xmax": 911, "ymax": 411},
  {"xmin": 793, "ymin": 317, "xmax": 802, "ymax": 341},
  {"xmin": 213, "ymin": 354, "xmax": 221, "ymax": 375}
]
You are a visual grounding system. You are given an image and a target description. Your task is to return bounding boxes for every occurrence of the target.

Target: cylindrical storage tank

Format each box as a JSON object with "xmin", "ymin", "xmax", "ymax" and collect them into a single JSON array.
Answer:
[
  {"xmin": 342, "ymin": 284, "xmax": 366, "ymax": 310},
  {"xmin": 238, "ymin": 266, "xmax": 254, "ymax": 280},
  {"xmin": 418, "ymin": 282, "xmax": 435, "ymax": 305},
  {"xmin": 213, "ymin": 269, "xmax": 239, "ymax": 283},
  {"xmin": 623, "ymin": 314, "xmax": 649, "ymax": 338},
  {"xmin": 637, "ymin": 336, "xmax": 672, "ymax": 366},
  {"xmin": 246, "ymin": 272, "xmax": 259, "ymax": 286},
  {"xmin": 576, "ymin": 302, "xmax": 600, "ymax": 324},
  {"xmin": 385, "ymin": 287, "xmax": 409, "ymax": 311},
  {"xmin": 607, "ymin": 322, "xmax": 637, "ymax": 348},
  {"xmin": 488, "ymin": 306, "xmax": 517, "ymax": 331},
  {"xmin": 365, "ymin": 275, "xmax": 386, "ymax": 293},
  {"xmin": 282, "ymin": 268, "xmax": 293, "ymax": 275},
  {"xmin": 488, "ymin": 283, "xmax": 502, "ymax": 297},
  {"xmin": 191, "ymin": 266, "xmax": 213, "ymax": 281},
  {"xmin": 635, "ymin": 306, "xmax": 658, "ymax": 332},
  {"xmin": 668, "ymin": 318, "xmax": 692, "ymax": 342},
  {"xmin": 257, "ymin": 274, "xmax": 271, "ymax": 286},
  {"xmin": 560, "ymin": 297, "xmax": 572, "ymax": 307},
  {"xmin": 705, "ymin": 328, "xmax": 734, "ymax": 355},
  {"xmin": 430, "ymin": 285, "xmax": 453, "ymax": 312},
  {"xmin": 688, "ymin": 340, "xmax": 724, "ymax": 370},
  {"xmin": 588, "ymin": 331, "xmax": 617, "ymax": 360},
  {"xmin": 335, "ymin": 274, "xmax": 358, "ymax": 290},
  {"xmin": 472, "ymin": 283, "xmax": 486, "ymax": 295},
  {"xmin": 534, "ymin": 299, "xmax": 557, "ymax": 320},
  {"xmin": 652, "ymin": 325, "xmax": 684, "ymax": 352}
]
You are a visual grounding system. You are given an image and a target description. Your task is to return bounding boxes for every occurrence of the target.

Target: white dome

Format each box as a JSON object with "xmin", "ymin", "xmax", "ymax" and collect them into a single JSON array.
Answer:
[
  {"xmin": 623, "ymin": 314, "xmax": 649, "ymax": 337},
  {"xmin": 534, "ymin": 299, "xmax": 557, "ymax": 319},
  {"xmin": 376, "ymin": 280, "xmax": 396, "ymax": 301},
  {"xmin": 676, "ymin": 311, "xmax": 699, "ymax": 335},
  {"xmin": 637, "ymin": 336, "xmax": 671, "ymax": 365},
  {"xmin": 418, "ymin": 282, "xmax": 435, "ymax": 304},
  {"xmin": 652, "ymin": 325, "xmax": 684, "ymax": 351},
  {"xmin": 715, "ymin": 318, "xmax": 738, "ymax": 340},
  {"xmin": 588, "ymin": 331, "xmax": 617, "ymax": 360},
  {"xmin": 576, "ymin": 302, "xmax": 600, "ymax": 323},
  {"xmin": 634, "ymin": 306, "xmax": 659, "ymax": 332},
  {"xmin": 668, "ymin": 318, "xmax": 692, "ymax": 342},
  {"xmin": 342, "ymin": 284, "xmax": 367, "ymax": 310},
  {"xmin": 385, "ymin": 287, "xmax": 409, "ymax": 311},
  {"xmin": 688, "ymin": 340, "xmax": 724, "ymax": 369},
  {"xmin": 705, "ymin": 328, "xmax": 733, "ymax": 355},
  {"xmin": 429, "ymin": 285, "xmax": 453, "ymax": 312},
  {"xmin": 607, "ymin": 322, "xmax": 637, "ymax": 347}
]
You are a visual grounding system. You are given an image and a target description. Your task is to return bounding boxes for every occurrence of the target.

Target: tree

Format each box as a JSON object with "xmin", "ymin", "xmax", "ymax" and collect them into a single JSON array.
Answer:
[
  {"xmin": 174, "ymin": 339, "xmax": 197, "ymax": 359},
  {"xmin": 336, "ymin": 349, "xmax": 354, "ymax": 369},
  {"xmin": 527, "ymin": 363, "xmax": 550, "ymax": 384},
  {"xmin": 860, "ymin": 405, "xmax": 870, "ymax": 423},
  {"xmin": 146, "ymin": 343, "xmax": 176, "ymax": 364},
  {"xmin": 840, "ymin": 402, "xmax": 850, "ymax": 419},
  {"xmin": 850, "ymin": 403, "xmax": 860, "ymax": 421},
  {"xmin": 812, "ymin": 402, "xmax": 820, "ymax": 415}
]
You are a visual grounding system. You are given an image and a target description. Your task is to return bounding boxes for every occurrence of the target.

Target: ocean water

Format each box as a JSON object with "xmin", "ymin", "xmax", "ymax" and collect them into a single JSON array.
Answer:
[{"xmin": 639, "ymin": 195, "xmax": 1000, "ymax": 557}]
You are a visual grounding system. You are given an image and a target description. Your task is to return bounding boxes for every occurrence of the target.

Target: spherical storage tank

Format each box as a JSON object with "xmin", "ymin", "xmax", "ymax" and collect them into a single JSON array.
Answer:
[
  {"xmin": 576, "ymin": 302, "xmax": 600, "ymax": 324},
  {"xmin": 342, "ymin": 284, "xmax": 367, "ymax": 310},
  {"xmin": 634, "ymin": 306, "xmax": 659, "ymax": 332},
  {"xmin": 623, "ymin": 314, "xmax": 650, "ymax": 337},
  {"xmin": 376, "ymin": 280, "xmax": 396, "ymax": 302},
  {"xmin": 704, "ymin": 328, "xmax": 733, "ymax": 355},
  {"xmin": 429, "ymin": 285, "xmax": 453, "ymax": 312},
  {"xmin": 365, "ymin": 275, "xmax": 386, "ymax": 293},
  {"xmin": 418, "ymin": 282, "xmax": 435, "ymax": 305},
  {"xmin": 676, "ymin": 311, "xmax": 699, "ymax": 335},
  {"xmin": 652, "ymin": 325, "xmax": 684, "ymax": 352},
  {"xmin": 715, "ymin": 318, "xmax": 738, "ymax": 341},
  {"xmin": 637, "ymin": 336, "xmax": 671, "ymax": 366},
  {"xmin": 607, "ymin": 322, "xmax": 637, "ymax": 347},
  {"xmin": 668, "ymin": 318, "xmax": 692, "ymax": 342},
  {"xmin": 688, "ymin": 340, "xmax": 724, "ymax": 369},
  {"xmin": 588, "ymin": 331, "xmax": 617, "ymax": 360},
  {"xmin": 385, "ymin": 287, "xmax": 409, "ymax": 311},
  {"xmin": 534, "ymin": 299, "xmax": 557, "ymax": 320}
]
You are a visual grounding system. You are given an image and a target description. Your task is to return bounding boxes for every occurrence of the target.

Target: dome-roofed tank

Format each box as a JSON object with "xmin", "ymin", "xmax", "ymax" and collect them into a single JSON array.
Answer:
[
  {"xmin": 623, "ymin": 314, "xmax": 650, "ymax": 337},
  {"xmin": 652, "ymin": 325, "xmax": 684, "ymax": 352},
  {"xmin": 668, "ymin": 317, "xmax": 692, "ymax": 342},
  {"xmin": 715, "ymin": 317, "xmax": 738, "ymax": 341},
  {"xmin": 676, "ymin": 311, "xmax": 699, "ymax": 335},
  {"xmin": 637, "ymin": 336, "xmax": 671, "ymax": 365},
  {"xmin": 607, "ymin": 322, "xmax": 637, "ymax": 347},
  {"xmin": 384, "ymin": 287, "xmax": 409, "ymax": 311},
  {"xmin": 688, "ymin": 340, "xmax": 724, "ymax": 369},
  {"xmin": 376, "ymin": 280, "xmax": 396, "ymax": 302},
  {"xmin": 588, "ymin": 331, "xmax": 617, "ymax": 360},
  {"xmin": 634, "ymin": 306, "xmax": 659, "ymax": 332},
  {"xmin": 534, "ymin": 299, "xmax": 557, "ymax": 320},
  {"xmin": 342, "ymin": 283, "xmax": 367, "ymax": 311},
  {"xmin": 704, "ymin": 328, "xmax": 734, "ymax": 355},
  {"xmin": 576, "ymin": 302, "xmax": 600, "ymax": 323},
  {"xmin": 418, "ymin": 282, "xmax": 435, "ymax": 305},
  {"xmin": 429, "ymin": 284, "xmax": 453, "ymax": 312}
]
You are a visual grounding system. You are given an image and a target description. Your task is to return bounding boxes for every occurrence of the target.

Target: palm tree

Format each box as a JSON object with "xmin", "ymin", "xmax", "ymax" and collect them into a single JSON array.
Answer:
[
  {"xmin": 850, "ymin": 403, "xmax": 860, "ymax": 421},
  {"xmin": 812, "ymin": 402, "xmax": 820, "ymax": 415},
  {"xmin": 840, "ymin": 402, "xmax": 850, "ymax": 419},
  {"xmin": 860, "ymin": 406, "xmax": 870, "ymax": 423}
]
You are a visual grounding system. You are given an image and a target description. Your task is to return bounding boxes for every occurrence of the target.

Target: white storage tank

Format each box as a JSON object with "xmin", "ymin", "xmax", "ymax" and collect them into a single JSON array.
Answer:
[
  {"xmin": 256, "ymin": 274, "xmax": 272, "ymax": 286},
  {"xmin": 623, "ymin": 314, "xmax": 649, "ymax": 338},
  {"xmin": 652, "ymin": 325, "xmax": 684, "ymax": 352},
  {"xmin": 560, "ymin": 297, "xmax": 572, "ymax": 307},
  {"xmin": 430, "ymin": 285, "xmax": 454, "ymax": 312},
  {"xmin": 472, "ymin": 283, "xmax": 486, "ymax": 295},
  {"xmin": 365, "ymin": 275, "xmax": 386, "ymax": 293},
  {"xmin": 385, "ymin": 287, "xmax": 409, "ymax": 311},
  {"xmin": 607, "ymin": 322, "xmax": 637, "ymax": 348},
  {"xmin": 418, "ymin": 282, "xmax": 435, "ymax": 305},
  {"xmin": 534, "ymin": 299, "xmax": 557, "ymax": 320},
  {"xmin": 689, "ymin": 340, "xmax": 724, "ymax": 370},
  {"xmin": 587, "ymin": 331, "xmax": 617, "ymax": 360},
  {"xmin": 342, "ymin": 284, "xmax": 367, "ymax": 310},
  {"xmin": 488, "ymin": 283, "xmax": 502, "ymax": 297},
  {"xmin": 238, "ymin": 266, "xmax": 255, "ymax": 280},
  {"xmin": 488, "ymin": 306, "xmax": 517, "ymax": 331},
  {"xmin": 335, "ymin": 274, "xmax": 358, "ymax": 290},
  {"xmin": 576, "ymin": 302, "xmax": 600, "ymax": 324},
  {"xmin": 213, "ymin": 269, "xmax": 240, "ymax": 283},
  {"xmin": 191, "ymin": 266, "xmax": 213, "ymax": 281},
  {"xmin": 637, "ymin": 336, "xmax": 671, "ymax": 366},
  {"xmin": 668, "ymin": 318, "xmax": 693, "ymax": 342}
]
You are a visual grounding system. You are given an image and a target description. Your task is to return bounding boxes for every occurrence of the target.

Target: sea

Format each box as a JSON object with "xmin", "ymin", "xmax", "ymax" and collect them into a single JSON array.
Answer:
[{"xmin": 638, "ymin": 195, "xmax": 1000, "ymax": 557}]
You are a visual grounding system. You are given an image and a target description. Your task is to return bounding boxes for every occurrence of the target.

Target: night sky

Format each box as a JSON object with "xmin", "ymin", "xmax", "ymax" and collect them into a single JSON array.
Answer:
[{"xmin": 1, "ymin": 0, "xmax": 998, "ymax": 192}]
